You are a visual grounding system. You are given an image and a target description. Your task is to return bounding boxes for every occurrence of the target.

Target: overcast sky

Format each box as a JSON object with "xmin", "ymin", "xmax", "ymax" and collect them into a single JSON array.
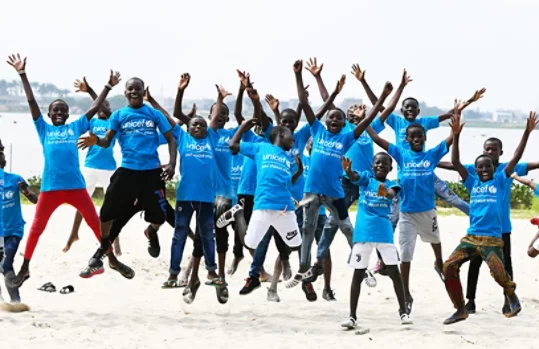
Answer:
[{"xmin": 1, "ymin": 0, "xmax": 538, "ymax": 111}]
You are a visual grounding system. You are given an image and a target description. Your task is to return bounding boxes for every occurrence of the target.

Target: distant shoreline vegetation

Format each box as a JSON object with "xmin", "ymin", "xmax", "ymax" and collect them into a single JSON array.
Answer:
[{"xmin": 0, "ymin": 78, "xmax": 529, "ymax": 128}]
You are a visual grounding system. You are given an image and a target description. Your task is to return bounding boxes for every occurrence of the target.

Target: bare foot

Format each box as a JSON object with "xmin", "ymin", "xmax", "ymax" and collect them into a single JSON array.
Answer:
[
  {"xmin": 281, "ymin": 260, "xmax": 292, "ymax": 281},
  {"xmin": 260, "ymin": 270, "xmax": 273, "ymax": 283},
  {"xmin": 113, "ymin": 239, "xmax": 122, "ymax": 257},
  {"xmin": 227, "ymin": 256, "xmax": 244, "ymax": 275},
  {"xmin": 62, "ymin": 234, "xmax": 79, "ymax": 253}
]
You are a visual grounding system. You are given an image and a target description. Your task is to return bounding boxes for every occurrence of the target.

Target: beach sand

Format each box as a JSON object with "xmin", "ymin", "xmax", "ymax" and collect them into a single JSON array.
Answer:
[{"xmin": 2, "ymin": 205, "xmax": 539, "ymax": 349}]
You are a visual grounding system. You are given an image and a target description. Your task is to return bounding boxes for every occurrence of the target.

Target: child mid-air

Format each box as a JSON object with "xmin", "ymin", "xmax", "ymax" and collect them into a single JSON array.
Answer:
[{"xmin": 511, "ymin": 173, "xmax": 539, "ymax": 258}]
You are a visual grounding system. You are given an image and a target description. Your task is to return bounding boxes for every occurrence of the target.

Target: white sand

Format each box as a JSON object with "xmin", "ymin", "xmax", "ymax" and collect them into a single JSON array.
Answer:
[{"xmin": 2, "ymin": 205, "xmax": 539, "ymax": 349}]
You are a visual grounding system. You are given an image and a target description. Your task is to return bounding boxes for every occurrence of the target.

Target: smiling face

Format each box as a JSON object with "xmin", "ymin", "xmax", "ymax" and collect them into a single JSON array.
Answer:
[
  {"xmin": 124, "ymin": 78, "xmax": 145, "ymax": 108},
  {"xmin": 325, "ymin": 109, "xmax": 346, "ymax": 134},
  {"xmin": 483, "ymin": 139, "xmax": 503, "ymax": 165},
  {"xmin": 188, "ymin": 117, "xmax": 207, "ymax": 139},
  {"xmin": 209, "ymin": 103, "xmax": 230, "ymax": 129},
  {"xmin": 406, "ymin": 124, "xmax": 426, "ymax": 152},
  {"xmin": 372, "ymin": 153, "xmax": 392, "ymax": 181},
  {"xmin": 475, "ymin": 155, "xmax": 495, "ymax": 181},
  {"xmin": 401, "ymin": 98, "xmax": 420, "ymax": 122},
  {"xmin": 346, "ymin": 104, "xmax": 364, "ymax": 125},
  {"xmin": 280, "ymin": 109, "xmax": 298, "ymax": 132},
  {"xmin": 48, "ymin": 100, "xmax": 70, "ymax": 126}
]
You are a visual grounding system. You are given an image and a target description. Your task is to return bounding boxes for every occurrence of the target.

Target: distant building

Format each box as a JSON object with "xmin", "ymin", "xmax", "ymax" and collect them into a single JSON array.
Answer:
[{"xmin": 492, "ymin": 110, "xmax": 519, "ymax": 123}]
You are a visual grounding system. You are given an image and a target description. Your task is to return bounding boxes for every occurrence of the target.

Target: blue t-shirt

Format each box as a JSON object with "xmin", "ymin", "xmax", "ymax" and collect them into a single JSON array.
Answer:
[
  {"xmin": 34, "ymin": 114, "xmax": 89, "ymax": 192},
  {"xmin": 240, "ymin": 142, "xmax": 295, "ymax": 211},
  {"xmin": 207, "ymin": 126, "xmax": 240, "ymax": 200},
  {"xmin": 2, "ymin": 172, "xmax": 26, "ymax": 238},
  {"xmin": 464, "ymin": 162, "xmax": 527, "ymax": 233},
  {"xmin": 464, "ymin": 171, "xmax": 509, "ymax": 238},
  {"xmin": 342, "ymin": 118, "xmax": 385, "ymax": 177},
  {"xmin": 386, "ymin": 113, "xmax": 440, "ymax": 150},
  {"xmin": 231, "ymin": 154, "xmax": 243, "ymax": 204},
  {"xmin": 0, "ymin": 168, "xmax": 4, "ymax": 237},
  {"xmin": 237, "ymin": 131, "xmax": 268, "ymax": 196},
  {"xmin": 305, "ymin": 119, "xmax": 356, "ymax": 198},
  {"xmin": 352, "ymin": 172, "xmax": 399, "ymax": 244},
  {"xmin": 84, "ymin": 117, "xmax": 117, "ymax": 171},
  {"xmin": 302, "ymin": 153, "xmax": 326, "ymax": 215},
  {"xmin": 264, "ymin": 123, "xmax": 311, "ymax": 201},
  {"xmin": 535, "ymin": 188, "xmax": 539, "ymax": 198},
  {"xmin": 109, "ymin": 105, "xmax": 172, "ymax": 171},
  {"xmin": 388, "ymin": 141, "xmax": 448, "ymax": 213},
  {"xmin": 174, "ymin": 126, "xmax": 216, "ymax": 203}
]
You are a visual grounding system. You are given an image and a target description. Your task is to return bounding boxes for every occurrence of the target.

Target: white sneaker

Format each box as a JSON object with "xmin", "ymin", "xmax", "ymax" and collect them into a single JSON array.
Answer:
[
  {"xmin": 364, "ymin": 269, "xmax": 377, "ymax": 288},
  {"xmin": 341, "ymin": 317, "xmax": 357, "ymax": 329},
  {"xmin": 400, "ymin": 313, "xmax": 413, "ymax": 325}
]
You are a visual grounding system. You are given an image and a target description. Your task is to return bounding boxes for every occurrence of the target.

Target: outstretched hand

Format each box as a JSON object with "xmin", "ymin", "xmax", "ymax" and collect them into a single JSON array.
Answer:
[
  {"xmin": 77, "ymin": 133, "xmax": 98, "ymax": 150},
  {"xmin": 216, "ymin": 85, "xmax": 232, "ymax": 100},
  {"xmin": 468, "ymin": 88, "xmax": 486, "ymax": 103},
  {"xmin": 265, "ymin": 94, "xmax": 280, "ymax": 111},
  {"xmin": 353, "ymin": 104, "xmax": 367, "ymax": 118},
  {"xmin": 351, "ymin": 64, "xmax": 365, "ymax": 82},
  {"xmin": 377, "ymin": 183, "xmax": 389, "ymax": 197},
  {"xmin": 246, "ymin": 88, "xmax": 260, "ymax": 102},
  {"xmin": 401, "ymin": 69, "xmax": 413, "ymax": 86},
  {"xmin": 341, "ymin": 156, "xmax": 352, "ymax": 172},
  {"xmin": 448, "ymin": 100, "xmax": 465, "ymax": 135},
  {"xmin": 293, "ymin": 60, "xmax": 303, "ymax": 73},
  {"xmin": 7, "ymin": 53, "xmax": 26, "ymax": 72},
  {"xmin": 382, "ymin": 81, "xmax": 393, "ymax": 96},
  {"xmin": 108, "ymin": 70, "xmax": 121, "ymax": 87},
  {"xmin": 237, "ymin": 70, "xmax": 252, "ymax": 89},
  {"xmin": 335, "ymin": 74, "xmax": 346, "ymax": 94},
  {"xmin": 187, "ymin": 103, "xmax": 197, "ymax": 118},
  {"xmin": 74, "ymin": 77, "xmax": 90, "ymax": 93},
  {"xmin": 526, "ymin": 111, "xmax": 538, "ymax": 133},
  {"xmin": 305, "ymin": 57, "xmax": 323, "ymax": 77},
  {"xmin": 179, "ymin": 73, "xmax": 191, "ymax": 90},
  {"xmin": 144, "ymin": 86, "xmax": 152, "ymax": 101}
]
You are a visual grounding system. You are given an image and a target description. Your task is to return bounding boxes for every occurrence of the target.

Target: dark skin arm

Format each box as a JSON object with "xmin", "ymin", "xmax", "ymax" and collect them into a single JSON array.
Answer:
[
  {"xmin": 264, "ymin": 94, "xmax": 280, "ymax": 128},
  {"xmin": 234, "ymin": 70, "xmax": 252, "ymax": 125},
  {"xmin": 145, "ymin": 87, "xmax": 176, "ymax": 128},
  {"xmin": 74, "ymin": 77, "xmax": 113, "ymax": 117},
  {"xmin": 366, "ymin": 126, "xmax": 390, "ymax": 151},
  {"xmin": 378, "ymin": 70, "xmax": 412, "ymax": 123},
  {"xmin": 437, "ymin": 161, "xmax": 456, "ymax": 170},
  {"xmin": 352, "ymin": 64, "xmax": 384, "ymax": 112},
  {"xmin": 341, "ymin": 157, "xmax": 360, "ymax": 181},
  {"xmin": 229, "ymin": 119, "xmax": 257, "ymax": 154},
  {"xmin": 17, "ymin": 181, "xmax": 38, "ymax": 204},
  {"xmin": 306, "ymin": 57, "xmax": 334, "ymax": 109},
  {"xmin": 7, "ymin": 54, "xmax": 41, "ymax": 120},
  {"xmin": 209, "ymin": 85, "xmax": 232, "ymax": 131},
  {"xmin": 353, "ymin": 82, "xmax": 393, "ymax": 139},
  {"xmin": 438, "ymin": 89, "xmax": 487, "ymax": 122},
  {"xmin": 449, "ymin": 105, "xmax": 469, "ymax": 181},
  {"xmin": 81, "ymin": 70, "xmax": 121, "ymax": 121},
  {"xmin": 173, "ymin": 73, "xmax": 192, "ymax": 125},
  {"xmin": 292, "ymin": 154, "xmax": 304, "ymax": 185},
  {"xmin": 504, "ymin": 112, "xmax": 537, "ymax": 176}
]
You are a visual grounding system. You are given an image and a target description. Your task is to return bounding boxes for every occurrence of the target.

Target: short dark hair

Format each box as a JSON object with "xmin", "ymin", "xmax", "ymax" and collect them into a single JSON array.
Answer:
[
  {"xmin": 406, "ymin": 123, "xmax": 425, "ymax": 136},
  {"xmin": 402, "ymin": 97, "xmax": 419, "ymax": 106},
  {"xmin": 209, "ymin": 102, "xmax": 230, "ymax": 115},
  {"xmin": 475, "ymin": 154, "xmax": 494, "ymax": 166},
  {"xmin": 484, "ymin": 137, "xmax": 503, "ymax": 150},
  {"xmin": 269, "ymin": 125, "xmax": 290, "ymax": 144},
  {"xmin": 48, "ymin": 99, "xmax": 69, "ymax": 111},
  {"xmin": 329, "ymin": 107, "xmax": 346, "ymax": 119},
  {"xmin": 374, "ymin": 152, "xmax": 393, "ymax": 164},
  {"xmin": 126, "ymin": 77, "xmax": 145, "ymax": 88},
  {"xmin": 280, "ymin": 108, "xmax": 298, "ymax": 120}
]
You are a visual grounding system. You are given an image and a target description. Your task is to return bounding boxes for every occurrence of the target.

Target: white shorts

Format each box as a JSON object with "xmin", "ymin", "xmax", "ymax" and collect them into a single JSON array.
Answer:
[
  {"xmin": 348, "ymin": 243, "xmax": 399, "ymax": 269},
  {"xmin": 245, "ymin": 210, "xmax": 302, "ymax": 249},
  {"xmin": 399, "ymin": 210, "xmax": 440, "ymax": 262},
  {"xmin": 82, "ymin": 167, "xmax": 115, "ymax": 196}
]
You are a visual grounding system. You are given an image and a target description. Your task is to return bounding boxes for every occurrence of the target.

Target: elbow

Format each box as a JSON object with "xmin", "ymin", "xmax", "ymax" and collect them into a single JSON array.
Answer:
[{"xmin": 528, "ymin": 247, "xmax": 538, "ymax": 258}]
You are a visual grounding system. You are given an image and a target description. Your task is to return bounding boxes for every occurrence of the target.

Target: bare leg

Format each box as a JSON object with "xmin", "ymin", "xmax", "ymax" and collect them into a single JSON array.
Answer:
[
  {"xmin": 63, "ymin": 211, "xmax": 83, "ymax": 252},
  {"xmin": 113, "ymin": 236, "xmax": 122, "ymax": 257},
  {"xmin": 268, "ymin": 256, "xmax": 282, "ymax": 302},
  {"xmin": 179, "ymin": 255, "xmax": 194, "ymax": 285},
  {"xmin": 323, "ymin": 250, "xmax": 333, "ymax": 292},
  {"xmin": 431, "ymin": 243, "xmax": 444, "ymax": 272},
  {"xmin": 401, "ymin": 261, "xmax": 412, "ymax": 302},
  {"xmin": 349, "ymin": 269, "xmax": 366, "ymax": 320}
]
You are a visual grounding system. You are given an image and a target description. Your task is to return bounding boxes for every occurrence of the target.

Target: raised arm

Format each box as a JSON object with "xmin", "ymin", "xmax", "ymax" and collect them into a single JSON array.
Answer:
[
  {"xmin": 74, "ymin": 77, "xmax": 112, "ymax": 117},
  {"xmin": 306, "ymin": 57, "xmax": 334, "ymax": 108},
  {"xmin": 264, "ymin": 94, "xmax": 279, "ymax": 129},
  {"xmin": 246, "ymin": 88, "xmax": 262, "ymax": 124},
  {"xmin": 449, "ymin": 109, "xmax": 468, "ymax": 181},
  {"xmin": 366, "ymin": 125, "xmax": 390, "ymax": 151},
  {"xmin": 294, "ymin": 60, "xmax": 316, "ymax": 125},
  {"xmin": 315, "ymin": 75, "xmax": 346, "ymax": 120},
  {"xmin": 505, "ymin": 112, "xmax": 537, "ymax": 176},
  {"xmin": 7, "ymin": 54, "xmax": 40, "ymax": 120},
  {"xmin": 292, "ymin": 154, "xmax": 304, "ymax": 185},
  {"xmin": 173, "ymin": 73, "xmax": 192, "ymax": 125},
  {"xmin": 439, "ymin": 88, "xmax": 487, "ymax": 122},
  {"xmin": 295, "ymin": 85, "xmax": 309, "ymax": 121},
  {"xmin": 83, "ymin": 70, "xmax": 121, "ymax": 121},
  {"xmin": 511, "ymin": 173, "xmax": 537, "ymax": 191},
  {"xmin": 353, "ymin": 82, "xmax": 393, "ymax": 139},
  {"xmin": 209, "ymin": 85, "xmax": 232, "ymax": 131},
  {"xmin": 144, "ymin": 87, "xmax": 176, "ymax": 128},
  {"xmin": 351, "ymin": 64, "xmax": 383, "ymax": 111},
  {"xmin": 229, "ymin": 118, "xmax": 257, "ymax": 154},
  {"xmin": 378, "ymin": 70, "xmax": 412, "ymax": 123},
  {"xmin": 341, "ymin": 157, "xmax": 359, "ymax": 181},
  {"xmin": 234, "ymin": 70, "xmax": 253, "ymax": 125}
]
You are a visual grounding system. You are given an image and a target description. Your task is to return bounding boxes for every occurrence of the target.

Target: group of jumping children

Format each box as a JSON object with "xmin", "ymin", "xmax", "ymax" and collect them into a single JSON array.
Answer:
[{"xmin": 2, "ymin": 53, "xmax": 539, "ymax": 329}]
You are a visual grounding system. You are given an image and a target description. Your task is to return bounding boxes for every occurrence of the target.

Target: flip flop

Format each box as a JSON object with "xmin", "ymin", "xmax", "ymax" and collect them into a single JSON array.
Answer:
[
  {"xmin": 60, "ymin": 285, "xmax": 75, "ymax": 294},
  {"xmin": 443, "ymin": 314, "xmax": 467, "ymax": 325},
  {"xmin": 183, "ymin": 281, "xmax": 201, "ymax": 304},
  {"xmin": 38, "ymin": 282, "xmax": 56, "ymax": 293},
  {"xmin": 216, "ymin": 286, "xmax": 229, "ymax": 304},
  {"xmin": 109, "ymin": 262, "xmax": 135, "ymax": 279},
  {"xmin": 205, "ymin": 277, "xmax": 227, "ymax": 288},
  {"xmin": 162, "ymin": 279, "xmax": 186, "ymax": 289},
  {"xmin": 285, "ymin": 269, "xmax": 314, "ymax": 289},
  {"xmin": 216, "ymin": 204, "xmax": 243, "ymax": 228}
]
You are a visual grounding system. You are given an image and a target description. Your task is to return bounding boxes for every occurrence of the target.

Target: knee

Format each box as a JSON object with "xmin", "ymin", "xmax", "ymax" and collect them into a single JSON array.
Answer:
[{"xmin": 386, "ymin": 265, "xmax": 400, "ymax": 279}]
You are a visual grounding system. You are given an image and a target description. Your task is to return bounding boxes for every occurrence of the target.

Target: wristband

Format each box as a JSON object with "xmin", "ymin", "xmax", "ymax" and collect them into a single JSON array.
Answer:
[
  {"xmin": 18, "ymin": 70, "xmax": 25, "ymax": 75},
  {"xmin": 105, "ymin": 83, "xmax": 112, "ymax": 90}
]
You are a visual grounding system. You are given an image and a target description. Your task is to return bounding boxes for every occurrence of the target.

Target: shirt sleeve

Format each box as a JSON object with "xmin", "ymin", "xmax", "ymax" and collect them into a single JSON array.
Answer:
[
  {"xmin": 242, "ymin": 130, "xmax": 257, "ymax": 143},
  {"xmin": 351, "ymin": 171, "xmax": 370, "ymax": 187},
  {"xmin": 463, "ymin": 173, "xmax": 476, "ymax": 192},
  {"xmin": 464, "ymin": 164, "xmax": 475, "ymax": 175},
  {"xmin": 387, "ymin": 143, "xmax": 402, "ymax": 166},
  {"xmin": 263, "ymin": 123, "xmax": 274, "ymax": 140},
  {"xmin": 430, "ymin": 140, "xmax": 449, "ymax": 164},
  {"xmin": 155, "ymin": 109, "xmax": 172, "ymax": 134},
  {"xmin": 33, "ymin": 114, "xmax": 47, "ymax": 140},
  {"xmin": 239, "ymin": 142, "xmax": 258, "ymax": 159},
  {"xmin": 534, "ymin": 188, "xmax": 539, "ymax": 198},
  {"xmin": 295, "ymin": 123, "xmax": 311, "ymax": 144},
  {"xmin": 371, "ymin": 117, "xmax": 385, "ymax": 134},
  {"xmin": 386, "ymin": 113, "xmax": 397, "ymax": 129},
  {"xmin": 74, "ymin": 114, "xmax": 90, "ymax": 135},
  {"xmin": 342, "ymin": 130, "xmax": 357, "ymax": 153},
  {"xmin": 108, "ymin": 110, "xmax": 120, "ymax": 132},
  {"xmin": 515, "ymin": 163, "xmax": 528, "ymax": 176},
  {"xmin": 310, "ymin": 119, "xmax": 323, "ymax": 137},
  {"xmin": 494, "ymin": 170, "xmax": 510, "ymax": 186},
  {"xmin": 387, "ymin": 179, "xmax": 401, "ymax": 192},
  {"xmin": 420, "ymin": 116, "xmax": 440, "ymax": 131}
]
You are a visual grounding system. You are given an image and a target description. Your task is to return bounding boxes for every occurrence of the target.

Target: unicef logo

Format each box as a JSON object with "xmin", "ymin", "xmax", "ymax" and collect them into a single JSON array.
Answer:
[
  {"xmin": 335, "ymin": 143, "xmax": 343, "ymax": 150},
  {"xmin": 5, "ymin": 191, "xmax": 14, "ymax": 199},
  {"xmin": 68, "ymin": 129, "xmax": 74, "ymax": 136},
  {"xmin": 423, "ymin": 160, "xmax": 431, "ymax": 168},
  {"xmin": 145, "ymin": 120, "xmax": 154, "ymax": 128},
  {"xmin": 488, "ymin": 186, "xmax": 497, "ymax": 194}
]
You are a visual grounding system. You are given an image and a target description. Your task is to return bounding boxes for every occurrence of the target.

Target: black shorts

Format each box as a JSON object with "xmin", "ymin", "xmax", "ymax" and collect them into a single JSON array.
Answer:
[{"xmin": 100, "ymin": 167, "xmax": 167, "ymax": 224}]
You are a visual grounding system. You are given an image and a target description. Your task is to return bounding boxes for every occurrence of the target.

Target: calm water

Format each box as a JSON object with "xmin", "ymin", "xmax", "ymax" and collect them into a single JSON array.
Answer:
[{"xmin": 1, "ymin": 112, "xmax": 538, "ymax": 182}]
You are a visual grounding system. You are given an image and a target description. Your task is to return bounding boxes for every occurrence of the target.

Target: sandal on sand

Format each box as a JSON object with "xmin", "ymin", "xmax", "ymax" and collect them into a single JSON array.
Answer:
[
  {"xmin": 162, "ymin": 279, "xmax": 186, "ymax": 289},
  {"xmin": 205, "ymin": 277, "xmax": 227, "ymax": 288},
  {"xmin": 216, "ymin": 204, "xmax": 243, "ymax": 228},
  {"xmin": 109, "ymin": 262, "xmax": 135, "ymax": 280},
  {"xmin": 38, "ymin": 282, "xmax": 56, "ymax": 293},
  {"xmin": 364, "ymin": 269, "xmax": 377, "ymax": 288},
  {"xmin": 183, "ymin": 281, "xmax": 201, "ymax": 304},
  {"xmin": 60, "ymin": 285, "xmax": 75, "ymax": 294},
  {"xmin": 216, "ymin": 286, "xmax": 229, "ymax": 304},
  {"xmin": 285, "ymin": 269, "xmax": 313, "ymax": 289}
]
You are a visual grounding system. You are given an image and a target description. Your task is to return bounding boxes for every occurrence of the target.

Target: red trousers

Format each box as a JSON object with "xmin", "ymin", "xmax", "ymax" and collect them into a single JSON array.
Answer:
[{"xmin": 24, "ymin": 189, "xmax": 101, "ymax": 260}]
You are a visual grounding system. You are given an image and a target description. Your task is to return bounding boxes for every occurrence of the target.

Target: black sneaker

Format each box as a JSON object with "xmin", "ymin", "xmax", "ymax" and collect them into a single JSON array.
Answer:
[
  {"xmin": 239, "ymin": 277, "xmax": 261, "ymax": 295},
  {"xmin": 79, "ymin": 247, "xmax": 108, "ymax": 278},
  {"xmin": 303, "ymin": 263, "xmax": 323, "ymax": 283},
  {"xmin": 465, "ymin": 299, "xmax": 476, "ymax": 314},
  {"xmin": 302, "ymin": 282, "xmax": 317, "ymax": 302},
  {"xmin": 145, "ymin": 225, "xmax": 161, "ymax": 258},
  {"xmin": 322, "ymin": 289, "xmax": 336, "ymax": 301}
]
